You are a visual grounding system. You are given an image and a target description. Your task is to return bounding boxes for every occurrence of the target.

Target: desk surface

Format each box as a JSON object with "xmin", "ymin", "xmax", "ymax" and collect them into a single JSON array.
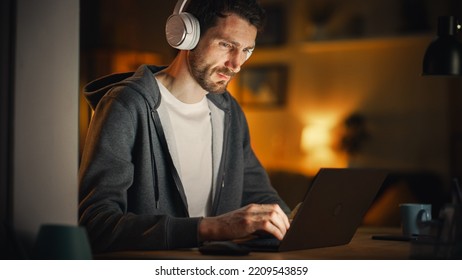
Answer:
[{"xmin": 96, "ymin": 227, "xmax": 410, "ymax": 260}]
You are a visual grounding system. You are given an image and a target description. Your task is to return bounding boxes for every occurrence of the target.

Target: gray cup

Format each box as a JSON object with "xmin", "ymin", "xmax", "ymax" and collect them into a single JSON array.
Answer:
[{"xmin": 399, "ymin": 203, "xmax": 432, "ymax": 237}]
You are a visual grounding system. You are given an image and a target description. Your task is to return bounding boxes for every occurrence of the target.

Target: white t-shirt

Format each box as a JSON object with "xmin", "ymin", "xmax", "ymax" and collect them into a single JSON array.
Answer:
[{"xmin": 156, "ymin": 79, "xmax": 213, "ymax": 217}]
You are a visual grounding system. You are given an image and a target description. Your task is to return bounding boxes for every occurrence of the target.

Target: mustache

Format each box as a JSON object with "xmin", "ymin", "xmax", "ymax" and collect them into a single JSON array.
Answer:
[{"xmin": 216, "ymin": 67, "xmax": 236, "ymax": 78}]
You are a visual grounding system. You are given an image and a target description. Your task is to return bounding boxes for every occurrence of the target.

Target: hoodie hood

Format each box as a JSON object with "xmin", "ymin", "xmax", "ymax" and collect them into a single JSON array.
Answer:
[{"xmin": 83, "ymin": 65, "xmax": 167, "ymax": 111}]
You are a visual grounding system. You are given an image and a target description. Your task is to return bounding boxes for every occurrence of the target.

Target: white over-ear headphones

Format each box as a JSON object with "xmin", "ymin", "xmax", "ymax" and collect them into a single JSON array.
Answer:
[
  {"xmin": 165, "ymin": 0, "xmax": 200, "ymax": 50},
  {"xmin": 165, "ymin": 0, "xmax": 253, "ymax": 61}
]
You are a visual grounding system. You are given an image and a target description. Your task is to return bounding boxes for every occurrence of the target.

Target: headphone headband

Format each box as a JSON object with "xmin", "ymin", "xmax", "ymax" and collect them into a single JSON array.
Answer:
[{"xmin": 173, "ymin": 0, "xmax": 188, "ymax": 15}]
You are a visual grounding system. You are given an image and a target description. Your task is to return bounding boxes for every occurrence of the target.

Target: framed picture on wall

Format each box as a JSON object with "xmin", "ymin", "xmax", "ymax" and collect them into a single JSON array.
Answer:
[{"xmin": 237, "ymin": 64, "xmax": 288, "ymax": 108}]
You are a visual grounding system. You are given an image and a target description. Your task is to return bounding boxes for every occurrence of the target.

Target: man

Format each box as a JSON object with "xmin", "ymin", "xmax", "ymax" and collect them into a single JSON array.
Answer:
[{"xmin": 79, "ymin": 0, "xmax": 290, "ymax": 253}]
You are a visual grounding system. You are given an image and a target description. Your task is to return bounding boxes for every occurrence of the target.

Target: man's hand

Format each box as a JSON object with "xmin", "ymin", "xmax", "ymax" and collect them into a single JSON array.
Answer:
[{"xmin": 198, "ymin": 204, "xmax": 290, "ymax": 242}]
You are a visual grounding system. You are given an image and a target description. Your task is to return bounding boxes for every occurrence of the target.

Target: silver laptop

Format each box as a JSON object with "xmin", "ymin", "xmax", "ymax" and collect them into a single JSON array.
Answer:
[{"xmin": 239, "ymin": 168, "xmax": 388, "ymax": 251}]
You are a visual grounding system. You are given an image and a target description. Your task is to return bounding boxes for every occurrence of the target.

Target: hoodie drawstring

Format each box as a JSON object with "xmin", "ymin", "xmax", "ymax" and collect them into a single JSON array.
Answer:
[{"xmin": 145, "ymin": 101, "xmax": 160, "ymax": 209}]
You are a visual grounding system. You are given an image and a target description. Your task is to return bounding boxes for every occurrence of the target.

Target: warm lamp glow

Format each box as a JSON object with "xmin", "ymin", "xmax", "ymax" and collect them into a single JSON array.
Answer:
[
  {"xmin": 300, "ymin": 115, "xmax": 347, "ymax": 174},
  {"xmin": 301, "ymin": 121, "xmax": 331, "ymax": 152}
]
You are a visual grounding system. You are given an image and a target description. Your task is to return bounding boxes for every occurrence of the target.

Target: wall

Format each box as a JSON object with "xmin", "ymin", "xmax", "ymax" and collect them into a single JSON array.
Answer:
[
  {"xmin": 13, "ymin": 0, "xmax": 79, "ymax": 252},
  {"xmin": 243, "ymin": 36, "xmax": 450, "ymax": 184}
]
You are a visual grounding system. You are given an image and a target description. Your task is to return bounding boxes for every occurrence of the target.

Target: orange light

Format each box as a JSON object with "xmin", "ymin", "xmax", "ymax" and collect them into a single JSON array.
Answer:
[{"xmin": 300, "ymin": 115, "xmax": 347, "ymax": 175}]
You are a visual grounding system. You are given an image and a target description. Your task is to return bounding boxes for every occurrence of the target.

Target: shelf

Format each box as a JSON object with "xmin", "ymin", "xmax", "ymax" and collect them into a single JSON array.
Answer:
[{"xmin": 298, "ymin": 34, "xmax": 434, "ymax": 53}]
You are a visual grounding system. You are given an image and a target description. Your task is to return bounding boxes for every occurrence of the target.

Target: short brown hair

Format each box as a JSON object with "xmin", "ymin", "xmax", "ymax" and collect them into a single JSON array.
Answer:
[{"xmin": 185, "ymin": 0, "xmax": 266, "ymax": 34}]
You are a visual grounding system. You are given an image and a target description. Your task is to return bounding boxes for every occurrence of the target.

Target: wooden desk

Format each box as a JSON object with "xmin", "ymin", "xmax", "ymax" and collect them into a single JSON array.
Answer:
[{"xmin": 96, "ymin": 227, "xmax": 410, "ymax": 260}]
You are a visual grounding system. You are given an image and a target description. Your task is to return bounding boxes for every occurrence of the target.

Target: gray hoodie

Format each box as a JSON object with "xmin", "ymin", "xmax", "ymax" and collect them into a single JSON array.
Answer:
[{"xmin": 79, "ymin": 64, "xmax": 289, "ymax": 253}]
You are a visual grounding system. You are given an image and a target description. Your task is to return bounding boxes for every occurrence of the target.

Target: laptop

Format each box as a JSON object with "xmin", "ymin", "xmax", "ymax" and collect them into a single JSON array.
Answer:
[{"xmin": 237, "ymin": 168, "xmax": 388, "ymax": 252}]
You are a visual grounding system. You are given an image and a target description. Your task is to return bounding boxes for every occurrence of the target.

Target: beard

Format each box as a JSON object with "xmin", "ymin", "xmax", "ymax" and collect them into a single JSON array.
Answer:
[{"xmin": 188, "ymin": 50, "xmax": 236, "ymax": 94}]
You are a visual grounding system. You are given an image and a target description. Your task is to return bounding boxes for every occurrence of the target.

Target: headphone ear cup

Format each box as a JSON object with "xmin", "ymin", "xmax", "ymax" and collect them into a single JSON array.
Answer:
[{"xmin": 165, "ymin": 12, "xmax": 200, "ymax": 50}]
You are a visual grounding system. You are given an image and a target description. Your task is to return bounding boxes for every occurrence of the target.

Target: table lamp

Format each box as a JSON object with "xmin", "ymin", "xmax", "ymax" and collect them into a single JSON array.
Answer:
[{"xmin": 422, "ymin": 16, "xmax": 462, "ymax": 76}]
